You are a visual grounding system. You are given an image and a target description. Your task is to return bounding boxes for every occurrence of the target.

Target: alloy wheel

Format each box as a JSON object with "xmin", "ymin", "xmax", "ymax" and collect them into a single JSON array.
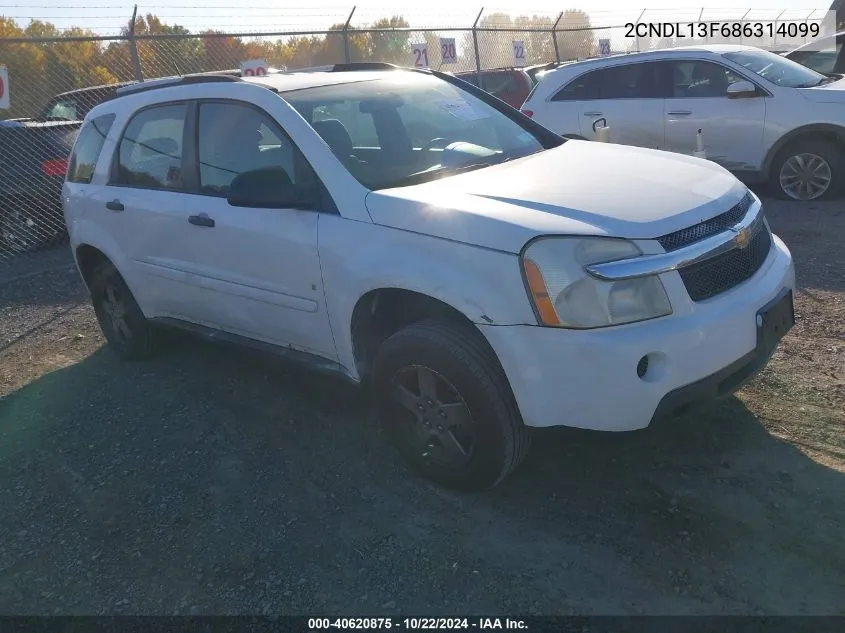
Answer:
[
  {"xmin": 101, "ymin": 283, "xmax": 133, "ymax": 343},
  {"xmin": 391, "ymin": 365, "xmax": 477, "ymax": 467},
  {"xmin": 779, "ymin": 152, "xmax": 832, "ymax": 201}
]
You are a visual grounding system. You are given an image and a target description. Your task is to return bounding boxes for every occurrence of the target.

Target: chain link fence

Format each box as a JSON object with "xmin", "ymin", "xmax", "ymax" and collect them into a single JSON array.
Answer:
[{"xmin": 0, "ymin": 6, "xmax": 835, "ymax": 262}]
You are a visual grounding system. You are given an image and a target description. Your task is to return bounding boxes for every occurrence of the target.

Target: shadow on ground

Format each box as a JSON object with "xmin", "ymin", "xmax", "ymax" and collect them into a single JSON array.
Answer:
[{"xmin": 1, "ymin": 335, "xmax": 843, "ymax": 615}]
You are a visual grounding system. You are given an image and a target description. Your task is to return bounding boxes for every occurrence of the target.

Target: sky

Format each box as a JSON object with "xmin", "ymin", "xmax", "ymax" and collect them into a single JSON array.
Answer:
[{"xmin": 0, "ymin": 1, "xmax": 835, "ymax": 36}]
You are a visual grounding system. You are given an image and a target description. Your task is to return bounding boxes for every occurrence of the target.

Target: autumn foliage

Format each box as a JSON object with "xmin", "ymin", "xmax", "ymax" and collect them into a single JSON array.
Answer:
[{"xmin": 1, "ymin": 11, "xmax": 594, "ymax": 118}]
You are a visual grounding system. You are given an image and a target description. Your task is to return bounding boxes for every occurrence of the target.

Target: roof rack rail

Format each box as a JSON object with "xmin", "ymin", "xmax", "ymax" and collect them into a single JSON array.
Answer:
[
  {"xmin": 114, "ymin": 73, "xmax": 242, "ymax": 97},
  {"xmin": 330, "ymin": 62, "xmax": 401, "ymax": 72}
]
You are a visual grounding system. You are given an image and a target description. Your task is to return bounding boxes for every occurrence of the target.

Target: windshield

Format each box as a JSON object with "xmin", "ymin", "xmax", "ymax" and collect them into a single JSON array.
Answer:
[
  {"xmin": 723, "ymin": 49, "xmax": 828, "ymax": 88},
  {"xmin": 282, "ymin": 73, "xmax": 548, "ymax": 190}
]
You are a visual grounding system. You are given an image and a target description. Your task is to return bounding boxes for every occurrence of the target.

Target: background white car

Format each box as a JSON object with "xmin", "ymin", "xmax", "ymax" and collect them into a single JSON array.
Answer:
[
  {"xmin": 522, "ymin": 45, "xmax": 845, "ymax": 201},
  {"xmin": 785, "ymin": 30, "xmax": 845, "ymax": 75}
]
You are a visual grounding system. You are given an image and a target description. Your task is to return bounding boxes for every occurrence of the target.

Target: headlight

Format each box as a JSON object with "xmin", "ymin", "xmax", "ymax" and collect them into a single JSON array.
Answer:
[{"xmin": 521, "ymin": 237, "xmax": 672, "ymax": 329}]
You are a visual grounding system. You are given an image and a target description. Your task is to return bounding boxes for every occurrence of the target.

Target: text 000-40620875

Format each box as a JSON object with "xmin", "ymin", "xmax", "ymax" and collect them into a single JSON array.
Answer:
[{"xmin": 307, "ymin": 617, "xmax": 529, "ymax": 630}]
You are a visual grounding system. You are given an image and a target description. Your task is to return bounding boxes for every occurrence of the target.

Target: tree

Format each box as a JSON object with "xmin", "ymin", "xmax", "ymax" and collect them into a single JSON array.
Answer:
[
  {"xmin": 132, "ymin": 15, "xmax": 203, "ymax": 77},
  {"xmin": 476, "ymin": 12, "xmax": 514, "ymax": 68},
  {"xmin": 201, "ymin": 31, "xmax": 247, "ymax": 71},
  {"xmin": 368, "ymin": 16, "xmax": 410, "ymax": 64},
  {"xmin": 555, "ymin": 9, "xmax": 595, "ymax": 60},
  {"xmin": 514, "ymin": 15, "xmax": 555, "ymax": 65},
  {"xmin": 0, "ymin": 17, "xmax": 47, "ymax": 116}
]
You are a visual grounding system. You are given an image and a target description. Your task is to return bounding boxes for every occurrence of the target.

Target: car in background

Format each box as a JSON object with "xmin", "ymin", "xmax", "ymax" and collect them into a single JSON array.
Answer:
[
  {"xmin": 0, "ymin": 118, "xmax": 79, "ymax": 251},
  {"xmin": 1, "ymin": 69, "xmax": 283, "ymax": 253},
  {"xmin": 37, "ymin": 82, "xmax": 136, "ymax": 122},
  {"xmin": 455, "ymin": 67, "xmax": 534, "ymax": 108},
  {"xmin": 521, "ymin": 44, "xmax": 845, "ymax": 201},
  {"xmin": 524, "ymin": 61, "xmax": 566, "ymax": 83},
  {"xmin": 785, "ymin": 31, "xmax": 845, "ymax": 75}
]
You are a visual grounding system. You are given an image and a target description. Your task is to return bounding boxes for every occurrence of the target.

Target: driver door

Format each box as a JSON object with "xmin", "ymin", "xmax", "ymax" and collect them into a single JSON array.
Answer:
[
  {"xmin": 177, "ymin": 100, "xmax": 337, "ymax": 360},
  {"xmin": 661, "ymin": 60, "xmax": 766, "ymax": 171}
]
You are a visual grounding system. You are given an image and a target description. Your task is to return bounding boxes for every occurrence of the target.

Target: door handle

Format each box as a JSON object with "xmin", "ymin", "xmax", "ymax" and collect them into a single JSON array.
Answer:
[
  {"xmin": 188, "ymin": 214, "xmax": 215, "ymax": 228},
  {"xmin": 667, "ymin": 110, "xmax": 692, "ymax": 115},
  {"xmin": 105, "ymin": 199, "xmax": 124, "ymax": 212},
  {"xmin": 583, "ymin": 111, "xmax": 603, "ymax": 116}
]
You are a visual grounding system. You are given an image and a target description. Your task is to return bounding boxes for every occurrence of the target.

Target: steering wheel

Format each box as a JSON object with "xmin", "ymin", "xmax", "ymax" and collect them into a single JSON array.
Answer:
[{"xmin": 421, "ymin": 137, "xmax": 452, "ymax": 152}]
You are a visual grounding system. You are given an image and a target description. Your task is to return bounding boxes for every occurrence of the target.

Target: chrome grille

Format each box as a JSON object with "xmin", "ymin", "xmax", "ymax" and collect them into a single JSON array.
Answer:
[
  {"xmin": 679, "ymin": 223, "xmax": 773, "ymax": 302},
  {"xmin": 657, "ymin": 192, "xmax": 755, "ymax": 252}
]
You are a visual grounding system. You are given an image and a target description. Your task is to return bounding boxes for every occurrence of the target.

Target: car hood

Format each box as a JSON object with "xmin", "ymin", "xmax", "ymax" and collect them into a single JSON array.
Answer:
[
  {"xmin": 799, "ymin": 76, "xmax": 845, "ymax": 102},
  {"xmin": 364, "ymin": 140, "xmax": 747, "ymax": 253}
]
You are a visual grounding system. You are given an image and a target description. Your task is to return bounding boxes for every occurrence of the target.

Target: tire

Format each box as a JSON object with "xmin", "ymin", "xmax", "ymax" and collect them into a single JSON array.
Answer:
[
  {"xmin": 89, "ymin": 260, "xmax": 156, "ymax": 360},
  {"xmin": 770, "ymin": 139, "xmax": 843, "ymax": 201},
  {"xmin": 371, "ymin": 319, "xmax": 530, "ymax": 491}
]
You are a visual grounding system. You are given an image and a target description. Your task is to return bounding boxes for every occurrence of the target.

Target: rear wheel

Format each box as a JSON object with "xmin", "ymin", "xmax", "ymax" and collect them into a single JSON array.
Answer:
[
  {"xmin": 771, "ymin": 139, "xmax": 843, "ymax": 201},
  {"xmin": 89, "ymin": 260, "xmax": 156, "ymax": 360},
  {"xmin": 371, "ymin": 319, "xmax": 530, "ymax": 491}
]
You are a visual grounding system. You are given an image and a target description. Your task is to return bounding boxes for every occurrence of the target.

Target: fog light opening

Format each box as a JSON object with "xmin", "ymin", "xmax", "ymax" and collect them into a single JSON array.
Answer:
[{"xmin": 636, "ymin": 355, "xmax": 649, "ymax": 379}]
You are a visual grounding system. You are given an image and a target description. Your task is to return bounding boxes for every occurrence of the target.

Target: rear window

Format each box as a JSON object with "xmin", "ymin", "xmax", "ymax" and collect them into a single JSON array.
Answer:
[{"xmin": 67, "ymin": 114, "xmax": 115, "ymax": 184}]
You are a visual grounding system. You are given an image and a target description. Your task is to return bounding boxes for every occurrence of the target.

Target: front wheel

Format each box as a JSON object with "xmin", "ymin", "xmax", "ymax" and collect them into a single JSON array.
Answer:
[
  {"xmin": 371, "ymin": 319, "xmax": 530, "ymax": 491},
  {"xmin": 771, "ymin": 139, "xmax": 843, "ymax": 201}
]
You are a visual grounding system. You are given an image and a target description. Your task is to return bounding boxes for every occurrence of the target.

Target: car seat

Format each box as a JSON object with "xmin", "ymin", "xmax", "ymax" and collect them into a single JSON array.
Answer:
[{"xmin": 312, "ymin": 119, "xmax": 363, "ymax": 165}]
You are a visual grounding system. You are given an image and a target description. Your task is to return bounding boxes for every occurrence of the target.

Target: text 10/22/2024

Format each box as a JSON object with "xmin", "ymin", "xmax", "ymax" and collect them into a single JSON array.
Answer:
[{"xmin": 307, "ymin": 618, "xmax": 528, "ymax": 630}]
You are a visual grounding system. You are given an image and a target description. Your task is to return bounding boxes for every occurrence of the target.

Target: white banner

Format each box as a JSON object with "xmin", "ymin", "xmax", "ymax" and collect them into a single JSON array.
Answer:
[
  {"xmin": 411, "ymin": 43, "xmax": 429, "ymax": 68},
  {"xmin": 440, "ymin": 38, "xmax": 457, "ymax": 65},
  {"xmin": 513, "ymin": 40, "xmax": 526, "ymax": 66},
  {"xmin": 240, "ymin": 59, "xmax": 268, "ymax": 77},
  {"xmin": 0, "ymin": 65, "xmax": 9, "ymax": 110}
]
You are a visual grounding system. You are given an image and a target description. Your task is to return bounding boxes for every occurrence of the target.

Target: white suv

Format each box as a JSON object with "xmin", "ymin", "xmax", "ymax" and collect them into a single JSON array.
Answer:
[
  {"xmin": 522, "ymin": 45, "xmax": 845, "ymax": 201},
  {"xmin": 63, "ymin": 64, "xmax": 795, "ymax": 491}
]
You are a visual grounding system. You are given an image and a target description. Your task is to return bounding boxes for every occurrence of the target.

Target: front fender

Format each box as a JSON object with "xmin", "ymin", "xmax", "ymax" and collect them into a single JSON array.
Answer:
[
  {"xmin": 763, "ymin": 123, "xmax": 845, "ymax": 175},
  {"xmin": 318, "ymin": 216, "xmax": 538, "ymax": 378}
]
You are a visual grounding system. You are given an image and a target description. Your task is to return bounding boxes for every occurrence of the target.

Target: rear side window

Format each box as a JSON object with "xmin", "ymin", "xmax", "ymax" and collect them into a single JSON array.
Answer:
[
  {"xmin": 114, "ymin": 103, "xmax": 187, "ymax": 190},
  {"xmin": 44, "ymin": 99, "xmax": 79, "ymax": 121},
  {"xmin": 594, "ymin": 63, "xmax": 661, "ymax": 99},
  {"xmin": 553, "ymin": 63, "xmax": 661, "ymax": 101},
  {"xmin": 67, "ymin": 114, "xmax": 115, "ymax": 184},
  {"xmin": 484, "ymin": 72, "xmax": 522, "ymax": 95},
  {"xmin": 552, "ymin": 71, "xmax": 599, "ymax": 101}
]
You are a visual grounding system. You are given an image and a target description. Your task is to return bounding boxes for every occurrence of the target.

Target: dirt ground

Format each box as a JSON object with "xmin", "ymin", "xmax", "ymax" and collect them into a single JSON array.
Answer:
[{"xmin": 0, "ymin": 194, "xmax": 843, "ymax": 615}]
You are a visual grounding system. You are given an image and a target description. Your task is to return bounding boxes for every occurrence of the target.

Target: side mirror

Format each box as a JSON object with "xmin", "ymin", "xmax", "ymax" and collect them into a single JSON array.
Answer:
[
  {"xmin": 726, "ymin": 80, "xmax": 758, "ymax": 98},
  {"xmin": 226, "ymin": 167, "xmax": 313, "ymax": 209}
]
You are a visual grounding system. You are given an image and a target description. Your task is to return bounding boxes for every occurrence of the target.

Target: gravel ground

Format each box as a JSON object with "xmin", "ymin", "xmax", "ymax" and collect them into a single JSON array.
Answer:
[{"xmin": 0, "ymin": 194, "xmax": 843, "ymax": 615}]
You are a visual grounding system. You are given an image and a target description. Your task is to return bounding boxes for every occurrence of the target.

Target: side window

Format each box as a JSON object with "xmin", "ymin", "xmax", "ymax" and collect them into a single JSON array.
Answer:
[
  {"xmin": 67, "ymin": 114, "xmax": 116, "ymax": 184},
  {"xmin": 114, "ymin": 103, "xmax": 186, "ymax": 190},
  {"xmin": 552, "ymin": 71, "xmax": 599, "ymax": 101},
  {"xmin": 594, "ymin": 63, "xmax": 662, "ymax": 99},
  {"xmin": 197, "ymin": 101, "xmax": 318, "ymax": 203},
  {"xmin": 668, "ymin": 61, "xmax": 742, "ymax": 98}
]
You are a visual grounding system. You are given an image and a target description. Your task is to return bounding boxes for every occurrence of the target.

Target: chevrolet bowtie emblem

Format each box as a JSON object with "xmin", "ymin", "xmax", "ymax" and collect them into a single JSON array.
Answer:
[{"xmin": 733, "ymin": 226, "xmax": 751, "ymax": 249}]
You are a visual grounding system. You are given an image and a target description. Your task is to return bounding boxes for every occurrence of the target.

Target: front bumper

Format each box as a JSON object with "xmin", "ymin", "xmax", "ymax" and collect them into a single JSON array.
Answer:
[{"xmin": 479, "ymin": 234, "xmax": 795, "ymax": 431}]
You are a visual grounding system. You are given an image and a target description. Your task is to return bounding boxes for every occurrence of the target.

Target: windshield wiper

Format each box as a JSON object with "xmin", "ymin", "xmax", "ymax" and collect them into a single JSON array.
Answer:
[
  {"xmin": 377, "ymin": 155, "xmax": 519, "ymax": 189},
  {"xmin": 798, "ymin": 76, "xmax": 832, "ymax": 88}
]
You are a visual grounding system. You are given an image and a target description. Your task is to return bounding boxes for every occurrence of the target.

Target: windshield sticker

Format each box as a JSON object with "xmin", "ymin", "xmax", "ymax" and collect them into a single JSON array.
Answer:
[{"xmin": 435, "ymin": 99, "xmax": 489, "ymax": 122}]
